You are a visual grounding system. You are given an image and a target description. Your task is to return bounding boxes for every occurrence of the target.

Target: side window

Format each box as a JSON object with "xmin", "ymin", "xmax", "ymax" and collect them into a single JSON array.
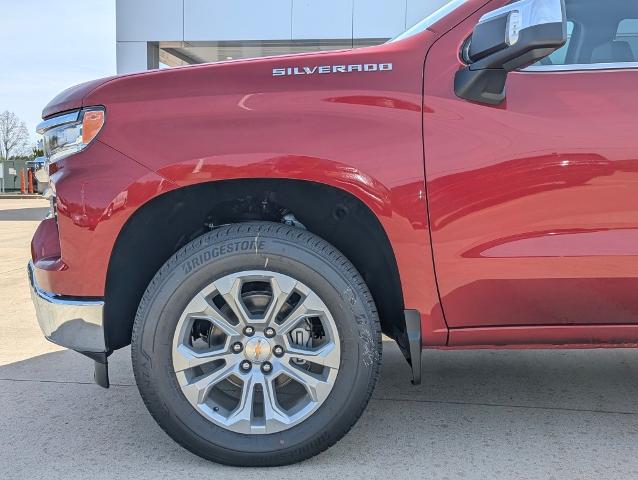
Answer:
[
  {"xmin": 541, "ymin": 21, "xmax": 574, "ymax": 65},
  {"xmin": 616, "ymin": 19, "xmax": 638, "ymax": 60},
  {"xmin": 530, "ymin": 0, "xmax": 638, "ymax": 68}
]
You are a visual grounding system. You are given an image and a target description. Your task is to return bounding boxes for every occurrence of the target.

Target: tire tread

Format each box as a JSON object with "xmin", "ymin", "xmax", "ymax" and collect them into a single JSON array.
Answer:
[{"xmin": 131, "ymin": 222, "xmax": 382, "ymax": 466}]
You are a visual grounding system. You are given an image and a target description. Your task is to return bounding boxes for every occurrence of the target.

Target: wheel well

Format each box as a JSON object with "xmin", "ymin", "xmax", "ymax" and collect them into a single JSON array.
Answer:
[{"xmin": 104, "ymin": 179, "xmax": 405, "ymax": 350}]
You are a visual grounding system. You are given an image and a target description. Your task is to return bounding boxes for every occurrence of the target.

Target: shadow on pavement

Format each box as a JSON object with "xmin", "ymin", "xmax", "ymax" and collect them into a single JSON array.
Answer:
[{"xmin": 1, "ymin": 341, "xmax": 638, "ymax": 479}]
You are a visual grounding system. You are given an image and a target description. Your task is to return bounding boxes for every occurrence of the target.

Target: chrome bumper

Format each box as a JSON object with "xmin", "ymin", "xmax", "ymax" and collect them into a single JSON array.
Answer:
[{"xmin": 28, "ymin": 261, "xmax": 106, "ymax": 354}]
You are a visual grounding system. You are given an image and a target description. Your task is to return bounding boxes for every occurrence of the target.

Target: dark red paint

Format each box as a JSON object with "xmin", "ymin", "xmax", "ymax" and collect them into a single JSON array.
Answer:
[
  {"xmin": 423, "ymin": 0, "xmax": 638, "ymax": 346},
  {"xmin": 32, "ymin": 0, "xmax": 638, "ymax": 349}
]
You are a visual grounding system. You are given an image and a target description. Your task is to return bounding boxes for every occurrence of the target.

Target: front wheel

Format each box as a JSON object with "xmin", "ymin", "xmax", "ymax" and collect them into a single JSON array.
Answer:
[{"xmin": 131, "ymin": 222, "xmax": 382, "ymax": 466}]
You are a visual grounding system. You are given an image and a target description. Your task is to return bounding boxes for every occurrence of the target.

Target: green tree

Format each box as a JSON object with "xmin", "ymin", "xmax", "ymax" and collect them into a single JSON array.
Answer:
[{"xmin": 32, "ymin": 144, "xmax": 44, "ymax": 158}]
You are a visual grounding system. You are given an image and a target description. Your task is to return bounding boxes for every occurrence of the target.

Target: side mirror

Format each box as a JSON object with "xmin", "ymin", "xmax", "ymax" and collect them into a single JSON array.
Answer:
[{"xmin": 454, "ymin": 0, "xmax": 567, "ymax": 105}]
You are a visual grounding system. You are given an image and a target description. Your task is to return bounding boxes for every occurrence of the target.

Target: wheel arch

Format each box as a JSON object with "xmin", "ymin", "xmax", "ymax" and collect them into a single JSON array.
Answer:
[{"xmin": 104, "ymin": 178, "xmax": 406, "ymax": 351}]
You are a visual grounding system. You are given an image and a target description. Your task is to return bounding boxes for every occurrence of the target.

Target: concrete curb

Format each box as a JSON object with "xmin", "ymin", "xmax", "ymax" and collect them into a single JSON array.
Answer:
[{"xmin": 0, "ymin": 194, "xmax": 44, "ymax": 199}]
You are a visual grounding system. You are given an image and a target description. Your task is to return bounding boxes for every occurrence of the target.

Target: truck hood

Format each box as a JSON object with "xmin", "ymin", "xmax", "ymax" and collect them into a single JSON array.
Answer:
[
  {"xmin": 82, "ymin": 41, "xmax": 427, "ymax": 110},
  {"xmin": 42, "ymin": 37, "xmax": 427, "ymax": 119},
  {"xmin": 41, "ymin": 48, "xmax": 355, "ymax": 119},
  {"xmin": 42, "ymin": 77, "xmax": 117, "ymax": 118},
  {"xmin": 42, "ymin": 0, "xmax": 486, "ymax": 119}
]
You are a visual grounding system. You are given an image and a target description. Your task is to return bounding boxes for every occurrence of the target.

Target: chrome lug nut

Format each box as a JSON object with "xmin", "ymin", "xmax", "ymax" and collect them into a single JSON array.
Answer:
[
  {"xmin": 243, "ymin": 326, "xmax": 255, "ymax": 336},
  {"xmin": 232, "ymin": 342, "xmax": 243, "ymax": 354},
  {"xmin": 240, "ymin": 360, "xmax": 252, "ymax": 372},
  {"xmin": 264, "ymin": 327, "xmax": 276, "ymax": 338},
  {"xmin": 261, "ymin": 362, "xmax": 273, "ymax": 374},
  {"xmin": 273, "ymin": 345, "xmax": 284, "ymax": 357}
]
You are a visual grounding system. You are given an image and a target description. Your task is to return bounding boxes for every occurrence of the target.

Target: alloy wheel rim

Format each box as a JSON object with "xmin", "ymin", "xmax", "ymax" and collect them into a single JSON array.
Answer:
[{"xmin": 172, "ymin": 270, "xmax": 341, "ymax": 434}]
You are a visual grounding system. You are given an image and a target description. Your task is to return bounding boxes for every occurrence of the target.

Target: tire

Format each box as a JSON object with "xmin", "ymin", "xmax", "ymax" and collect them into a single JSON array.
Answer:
[{"xmin": 131, "ymin": 221, "xmax": 382, "ymax": 466}]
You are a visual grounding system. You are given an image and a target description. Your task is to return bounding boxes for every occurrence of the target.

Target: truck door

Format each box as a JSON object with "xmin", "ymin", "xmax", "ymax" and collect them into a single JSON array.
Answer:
[{"xmin": 423, "ymin": 0, "xmax": 638, "ymax": 331}]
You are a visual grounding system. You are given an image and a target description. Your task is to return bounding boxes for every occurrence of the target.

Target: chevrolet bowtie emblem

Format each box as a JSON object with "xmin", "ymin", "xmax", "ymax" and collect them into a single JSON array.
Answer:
[{"xmin": 254, "ymin": 339, "xmax": 264, "ymax": 359}]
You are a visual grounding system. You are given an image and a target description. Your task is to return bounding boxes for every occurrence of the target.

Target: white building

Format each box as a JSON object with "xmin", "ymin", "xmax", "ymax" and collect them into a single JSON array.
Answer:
[{"xmin": 116, "ymin": 0, "xmax": 451, "ymax": 73}]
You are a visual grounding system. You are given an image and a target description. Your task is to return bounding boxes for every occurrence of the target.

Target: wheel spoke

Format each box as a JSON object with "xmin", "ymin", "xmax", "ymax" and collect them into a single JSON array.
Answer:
[
  {"xmin": 213, "ymin": 276, "xmax": 252, "ymax": 327},
  {"xmin": 226, "ymin": 374, "xmax": 257, "ymax": 425},
  {"xmin": 263, "ymin": 274, "xmax": 298, "ymax": 326},
  {"xmin": 173, "ymin": 344, "xmax": 235, "ymax": 373},
  {"xmin": 172, "ymin": 270, "xmax": 342, "ymax": 435},
  {"xmin": 207, "ymin": 313, "xmax": 243, "ymax": 338},
  {"xmin": 226, "ymin": 373, "xmax": 289, "ymax": 430},
  {"xmin": 262, "ymin": 376, "xmax": 290, "ymax": 426},
  {"xmin": 179, "ymin": 362, "xmax": 237, "ymax": 405},
  {"xmin": 276, "ymin": 290, "xmax": 326, "ymax": 335},
  {"xmin": 183, "ymin": 293, "xmax": 240, "ymax": 337},
  {"xmin": 283, "ymin": 342, "xmax": 340, "ymax": 369},
  {"xmin": 279, "ymin": 363, "xmax": 331, "ymax": 403}
]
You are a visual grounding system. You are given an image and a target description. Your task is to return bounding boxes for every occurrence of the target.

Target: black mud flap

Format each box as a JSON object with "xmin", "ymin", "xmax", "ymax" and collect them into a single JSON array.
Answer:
[
  {"xmin": 94, "ymin": 359, "xmax": 110, "ymax": 389},
  {"xmin": 395, "ymin": 309, "xmax": 422, "ymax": 385},
  {"xmin": 80, "ymin": 351, "xmax": 110, "ymax": 388}
]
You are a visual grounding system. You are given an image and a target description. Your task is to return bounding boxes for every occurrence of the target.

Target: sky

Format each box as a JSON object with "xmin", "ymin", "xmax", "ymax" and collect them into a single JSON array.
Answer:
[{"xmin": 0, "ymin": 0, "xmax": 116, "ymax": 146}]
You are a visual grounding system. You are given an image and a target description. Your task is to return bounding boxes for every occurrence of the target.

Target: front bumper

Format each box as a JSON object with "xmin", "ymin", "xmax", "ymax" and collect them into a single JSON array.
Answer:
[{"xmin": 28, "ymin": 261, "xmax": 106, "ymax": 355}]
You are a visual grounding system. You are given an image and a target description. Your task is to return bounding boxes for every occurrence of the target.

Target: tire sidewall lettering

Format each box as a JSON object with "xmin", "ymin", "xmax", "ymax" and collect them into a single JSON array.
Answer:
[
  {"xmin": 181, "ymin": 239, "xmax": 266, "ymax": 275},
  {"xmin": 133, "ymin": 223, "xmax": 381, "ymax": 463}
]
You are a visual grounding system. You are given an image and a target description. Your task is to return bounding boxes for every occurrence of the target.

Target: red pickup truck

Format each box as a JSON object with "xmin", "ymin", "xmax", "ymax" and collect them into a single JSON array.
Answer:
[{"xmin": 29, "ymin": 0, "xmax": 638, "ymax": 466}]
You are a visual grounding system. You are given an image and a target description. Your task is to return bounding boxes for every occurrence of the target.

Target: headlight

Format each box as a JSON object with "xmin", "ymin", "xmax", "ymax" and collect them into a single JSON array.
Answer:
[{"xmin": 37, "ymin": 107, "xmax": 105, "ymax": 163}]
